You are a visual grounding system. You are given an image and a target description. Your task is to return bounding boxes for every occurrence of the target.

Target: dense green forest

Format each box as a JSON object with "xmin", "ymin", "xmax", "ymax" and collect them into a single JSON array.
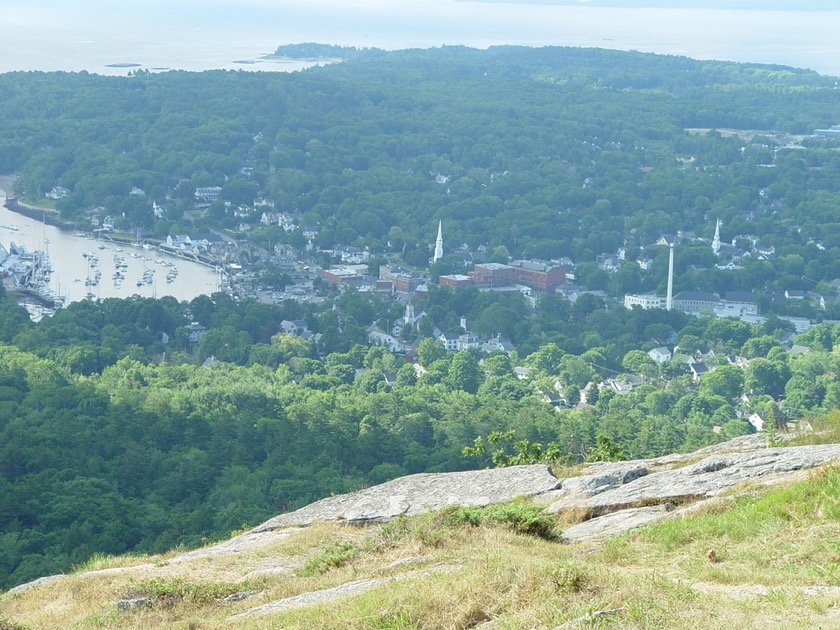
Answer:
[
  {"xmin": 2, "ymin": 275, "xmax": 840, "ymax": 589},
  {"xmin": 3, "ymin": 46, "xmax": 840, "ymax": 589}
]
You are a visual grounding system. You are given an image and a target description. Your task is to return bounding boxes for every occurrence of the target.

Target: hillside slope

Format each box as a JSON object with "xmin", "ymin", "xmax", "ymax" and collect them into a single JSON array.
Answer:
[{"xmin": 2, "ymin": 435, "xmax": 839, "ymax": 629}]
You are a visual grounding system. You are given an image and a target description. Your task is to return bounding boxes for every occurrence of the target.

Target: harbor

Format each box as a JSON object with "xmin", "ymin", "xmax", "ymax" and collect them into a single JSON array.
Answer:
[{"xmin": 0, "ymin": 191, "xmax": 224, "ymax": 317}]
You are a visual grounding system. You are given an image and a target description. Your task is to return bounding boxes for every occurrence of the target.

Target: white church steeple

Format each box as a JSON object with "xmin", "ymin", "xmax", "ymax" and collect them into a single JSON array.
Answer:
[
  {"xmin": 712, "ymin": 218, "xmax": 721, "ymax": 255},
  {"xmin": 433, "ymin": 220, "xmax": 444, "ymax": 262}
]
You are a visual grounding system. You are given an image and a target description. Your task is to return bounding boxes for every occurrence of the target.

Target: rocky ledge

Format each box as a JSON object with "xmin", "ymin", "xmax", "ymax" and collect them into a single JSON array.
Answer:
[
  {"xmin": 252, "ymin": 465, "xmax": 562, "ymax": 531},
  {"xmin": 8, "ymin": 435, "xmax": 840, "ymax": 600},
  {"xmin": 6, "ymin": 435, "xmax": 840, "ymax": 627},
  {"xmin": 251, "ymin": 434, "xmax": 840, "ymax": 543}
]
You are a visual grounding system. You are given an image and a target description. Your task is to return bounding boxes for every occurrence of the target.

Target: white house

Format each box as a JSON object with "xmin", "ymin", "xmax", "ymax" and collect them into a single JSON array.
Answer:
[
  {"xmin": 187, "ymin": 322, "xmax": 206, "ymax": 344},
  {"xmin": 648, "ymin": 346, "xmax": 672, "ymax": 364},
  {"xmin": 167, "ymin": 234, "xmax": 193, "ymax": 250},
  {"xmin": 438, "ymin": 331, "xmax": 460, "ymax": 351}
]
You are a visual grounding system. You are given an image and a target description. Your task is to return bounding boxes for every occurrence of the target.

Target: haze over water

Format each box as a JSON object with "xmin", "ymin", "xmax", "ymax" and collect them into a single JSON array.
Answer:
[{"xmin": 2, "ymin": 1, "xmax": 839, "ymax": 76}]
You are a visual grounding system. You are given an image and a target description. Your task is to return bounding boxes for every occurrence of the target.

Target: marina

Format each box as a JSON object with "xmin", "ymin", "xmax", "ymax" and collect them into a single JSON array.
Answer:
[{"xmin": 1, "ymin": 191, "xmax": 224, "ymax": 316}]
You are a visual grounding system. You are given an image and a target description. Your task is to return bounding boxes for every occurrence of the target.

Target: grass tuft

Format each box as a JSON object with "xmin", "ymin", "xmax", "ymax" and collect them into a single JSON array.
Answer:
[
  {"xmin": 296, "ymin": 540, "xmax": 363, "ymax": 577},
  {"xmin": 376, "ymin": 498, "xmax": 561, "ymax": 554},
  {"xmin": 551, "ymin": 564, "xmax": 590, "ymax": 593},
  {"xmin": 122, "ymin": 577, "xmax": 258, "ymax": 607}
]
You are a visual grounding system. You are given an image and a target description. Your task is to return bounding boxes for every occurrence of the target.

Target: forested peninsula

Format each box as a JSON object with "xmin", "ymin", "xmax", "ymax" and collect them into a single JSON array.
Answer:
[{"xmin": 2, "ymin": 46, "xmax": 840, "ymax": 590}]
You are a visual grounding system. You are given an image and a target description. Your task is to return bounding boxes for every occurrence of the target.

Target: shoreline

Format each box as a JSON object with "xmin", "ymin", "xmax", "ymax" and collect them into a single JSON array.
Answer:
[
  {"xmin": 1, "ymin": 194, "xmax": 225, "ymax": 271},
  {"xmin": 3, "ymin": 196, "xmax": 76, "ymax": 231},
  {"xmin": 0, "ymin": 175, "xmax": 77, "ymax": 231}
]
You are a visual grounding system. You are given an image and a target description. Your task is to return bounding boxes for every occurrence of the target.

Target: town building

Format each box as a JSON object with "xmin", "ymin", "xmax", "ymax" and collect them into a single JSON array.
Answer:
[
  {"xmin": 194, "ymin": 186, "xmax": 222, "ymax": 202},
  {"xmin": 813, "ymin": 126, "xmax": 840, "ymax": 138},
  {"xmin": 469, "ymin": 262, "xmax": 514, "ymax": 287},
  {"xmin": 624, "ymin": 293, "xmax": 664, "ymax": 310},
  {"xmin": 379, "ymin": 264, "xmax": 424, "ymax": 294},
  {"xmin": 438, "ymin": 274, "xmax": 473, "ymax": 289},
  {"xmin": 671, "ymin": 291, "xmax": 721, "ymax": 314},
  {"xmin": 321, "ymin": 266, "xmax": 365, "ymax": 287},
  {"xmin": 509, "ymin": 260, "xmax": 565, "ymax": 292},
  {"xmin": 722, "ymin": 291, "xmax": 759, "ymax": 315}
]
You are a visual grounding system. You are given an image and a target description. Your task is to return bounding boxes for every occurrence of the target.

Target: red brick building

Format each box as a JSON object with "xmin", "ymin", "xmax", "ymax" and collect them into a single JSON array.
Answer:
[
  {"xmin": 321, "ymin": 267, "xmax": 364, "ymax": 287},
  {"xmin": 438, "ymin": 274, "xmax": 474, "ymax": 289},
  {"xmin": 510, "ymin": 260, "xmax": 565, "ymax": 292},
  {"xmin": 379, "ymin": 264, "xmax": 423, "ymax": 294},
  {"xmin": 469, "ymin": 262, "xmax": 514, "ymax": 287}
]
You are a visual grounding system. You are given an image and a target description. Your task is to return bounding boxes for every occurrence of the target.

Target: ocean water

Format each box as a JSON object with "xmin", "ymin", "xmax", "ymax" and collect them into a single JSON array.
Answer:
[{"xmin": 1, "ymin": 2, "xmax": 839, "ymax": 76}]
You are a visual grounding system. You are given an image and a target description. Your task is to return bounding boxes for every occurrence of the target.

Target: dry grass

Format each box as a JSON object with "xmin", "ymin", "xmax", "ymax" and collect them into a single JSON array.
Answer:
[
  {"xmin": 789, "ymin": 410, "xmax": 840, "ymax": 447},
  {"xmin": 547, "ymin": 461, "xmax": 590, "ymax": 479},
  {"xmin": 4, "ymin": 474, "xmax": 840, "ymax": 629}
]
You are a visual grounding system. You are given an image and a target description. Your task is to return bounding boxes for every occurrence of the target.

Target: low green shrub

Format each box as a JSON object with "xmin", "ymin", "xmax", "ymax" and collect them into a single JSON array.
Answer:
[
  {"xmin": 123, "ymin": 577, "xmax": 252, "ymax": 607},
  {"xmin": 296, "ymin": 540, "xmax": 362, "ymax": 577},
  {"xmin": 378, "ymin": 499, "xmax": 561, "ymax": 546},
  {"xmin": 440, "ymin": 499, "xmax": 562, "ymax": 540}
]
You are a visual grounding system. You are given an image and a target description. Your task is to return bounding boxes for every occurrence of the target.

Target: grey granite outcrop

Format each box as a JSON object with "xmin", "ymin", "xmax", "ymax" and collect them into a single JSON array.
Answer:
[
  {"xmin": 252, "ymin": 465, "xmax": 562, "ymax": 531},
  {"xmin": 248, "ymin": 438, "xmax": 840, "ymax": 542},
  {"xmin": 560, "ymin": 505, "xmax": 672, "ymax": 542},
  {"xmin": 546, "ymin": 442, "xmax": 840, "ymax": 517},
  {"xmin": 6, "ymin": 574, "xmax": 68, "ymax": 595}
]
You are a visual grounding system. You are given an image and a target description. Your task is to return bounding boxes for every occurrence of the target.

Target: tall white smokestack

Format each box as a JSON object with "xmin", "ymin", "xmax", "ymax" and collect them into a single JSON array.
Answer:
[{"xmin": 666, "ymin": 241, "xmax": 674, "ymax": 310}]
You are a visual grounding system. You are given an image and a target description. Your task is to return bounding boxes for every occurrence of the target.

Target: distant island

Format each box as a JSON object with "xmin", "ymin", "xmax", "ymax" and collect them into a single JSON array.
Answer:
[
  {"xmin": 105, "ymin": 63, "xmax": 142, "ymax": 68},
  {"xmin": 269, "ymin": 43, "xmax": 362, "ymax": 60}
]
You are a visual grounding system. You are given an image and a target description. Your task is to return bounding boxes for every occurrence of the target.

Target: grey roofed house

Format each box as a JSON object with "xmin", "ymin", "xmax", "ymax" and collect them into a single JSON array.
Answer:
[
  {"xmin": 280, "ymin": 320, "xmax": 309, "ymax": 336},
  {"xmin": 481, "ymin": 334, "xmax": 514, "ymax": 354},
  {"xmin": 187, "ymin": 322, "xmax": 206, "ymax": 343},
  {"xmin": 647, "ymin": 346, "xmax": 672, "ymax": 364},
  {"xmin": 689, "ymin": 362, "xmax": 710, "ymax": 379},
  {"xmin": 192, "ymin": 232, "xmax": 226, "ymax": 250},
  {"xmin": 604, "ymin": 374, "xmax": 645, "ymax": 393}
]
